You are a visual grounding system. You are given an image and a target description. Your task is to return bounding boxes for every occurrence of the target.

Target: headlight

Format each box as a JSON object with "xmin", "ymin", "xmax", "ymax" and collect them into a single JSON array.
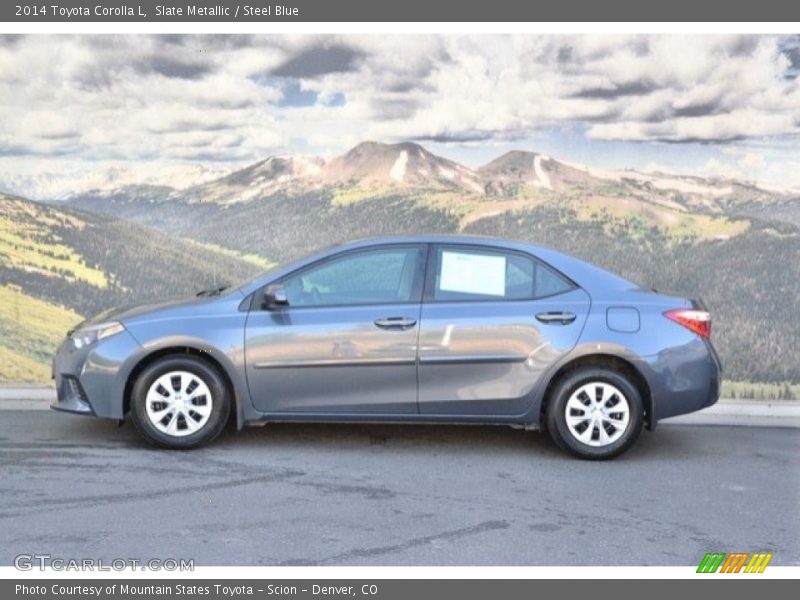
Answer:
[{"xmin": 71, "ymin": 321, "xmax": 125, "ymax": 349}]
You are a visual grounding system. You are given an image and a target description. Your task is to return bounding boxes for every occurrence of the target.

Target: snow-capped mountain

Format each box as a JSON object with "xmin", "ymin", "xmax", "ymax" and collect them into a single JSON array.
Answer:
[
  {"xmin": 0, "ymin": 162, "xmax": 230, "ymax": 201},
  {"xmin": 321, "ymin": 141, "xmax": 484, "ymax": 194},
  {"xmin": 22, "ymin": 141, "xmax": 793, "ymax": 219},
  {"xmin": 479, "ymin": 150, "xmax": 608, "ymax": 196},
  {"xmin": 179, "ymin": 155, "xmax": 325, "ymax": 204}
]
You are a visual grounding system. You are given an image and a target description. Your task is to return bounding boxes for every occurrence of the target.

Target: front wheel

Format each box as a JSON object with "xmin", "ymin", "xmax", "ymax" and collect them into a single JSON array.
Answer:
[
  {"xmin": 546, "ymin": 367, "xmax": 644, "ymax": 460},
  {"xmin": 130, "ymin": 355, "xmax": 230, "ymax": 449}
]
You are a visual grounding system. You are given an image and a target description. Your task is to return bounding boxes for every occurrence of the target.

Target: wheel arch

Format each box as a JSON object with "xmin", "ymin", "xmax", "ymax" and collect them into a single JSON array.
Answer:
[
  {"xmin": 122, "ymin": 345, "xmax": 246, "ymax": 430},
  {"xmin": 538, "ymin": 352, "xmax": 655, "ymax": 430}
]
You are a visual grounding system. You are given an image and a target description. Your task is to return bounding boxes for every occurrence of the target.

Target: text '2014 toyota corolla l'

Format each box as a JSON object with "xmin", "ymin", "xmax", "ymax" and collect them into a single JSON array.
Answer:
[{"xmin": 52, "ymin": 235, "xmax": 721, "ymax": 459}]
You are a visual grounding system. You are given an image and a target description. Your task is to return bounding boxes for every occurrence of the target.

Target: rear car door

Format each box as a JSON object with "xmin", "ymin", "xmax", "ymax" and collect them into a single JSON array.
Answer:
[
  {"xmin": 245, "ymin": 244, "xmax": 426, "ymax": 415},
  {"xmin": 417, "ymin": 244, "xmax": 590, "ymax": 416}
]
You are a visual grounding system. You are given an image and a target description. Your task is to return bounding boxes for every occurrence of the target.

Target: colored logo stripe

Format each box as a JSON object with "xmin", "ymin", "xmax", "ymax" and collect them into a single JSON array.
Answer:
[
  {"xmin": 744, "ymin": 553, "xmax": 773, "ymax": 573},
  {"xmin": 719, "ymin": 553, "xmax": 749, "ymax": 573},
  {"xmin": 697, "ymin": 552, "xmax": 773, "ymax": 573},
  {"xmin": 697, "ymin": 553, "xmax": 726, "ymax": 573}
]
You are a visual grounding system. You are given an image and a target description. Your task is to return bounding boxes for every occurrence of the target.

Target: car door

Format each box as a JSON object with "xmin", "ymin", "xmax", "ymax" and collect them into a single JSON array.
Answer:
[
  {"xmin": 417, "ymin": 244, "xmax": 590, "ymax": 416},
  {"xmin": 245, "ymin": 244, "xmax": 426, "ymax": 414}
]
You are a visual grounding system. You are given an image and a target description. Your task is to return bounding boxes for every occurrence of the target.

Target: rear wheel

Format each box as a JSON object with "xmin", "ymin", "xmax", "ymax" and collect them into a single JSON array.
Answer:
[
  {"xmin": 546, "ymin": 367, "xmax": 644, "ymax": 460},
  {"xmin": 130, "ymin": 356, "xmax": 230, "ymax": 449}
]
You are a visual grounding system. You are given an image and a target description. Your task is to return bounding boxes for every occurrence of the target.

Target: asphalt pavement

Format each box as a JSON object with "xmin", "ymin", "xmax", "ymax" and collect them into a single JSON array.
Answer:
[{"xmin": 1, "ymin": 407, "xmax": 798, "ymax": 566}]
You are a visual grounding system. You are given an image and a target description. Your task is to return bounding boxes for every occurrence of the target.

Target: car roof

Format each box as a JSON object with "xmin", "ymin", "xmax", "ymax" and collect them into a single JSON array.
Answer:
[{"xmin": 333, "ymin": 233, "xmax": 542, "ymax": 251}]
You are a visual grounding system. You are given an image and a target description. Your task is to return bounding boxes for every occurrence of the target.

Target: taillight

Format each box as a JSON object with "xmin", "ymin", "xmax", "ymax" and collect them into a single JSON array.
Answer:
[{"xmin": 664, "ymin": 309, "xmax": 711, "ymax": 338}]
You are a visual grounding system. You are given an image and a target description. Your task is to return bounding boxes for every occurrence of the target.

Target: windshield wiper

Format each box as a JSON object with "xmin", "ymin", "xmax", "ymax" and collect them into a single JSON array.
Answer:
[{"xmin": 196, "ymin": 285, "xmax": 229, "ymax": 297}]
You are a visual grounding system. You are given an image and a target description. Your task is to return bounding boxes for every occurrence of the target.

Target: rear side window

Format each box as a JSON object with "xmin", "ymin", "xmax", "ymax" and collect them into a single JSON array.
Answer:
[{"xmin": 431, "ymin": 246, "xmax": 573, "ymax": 302}]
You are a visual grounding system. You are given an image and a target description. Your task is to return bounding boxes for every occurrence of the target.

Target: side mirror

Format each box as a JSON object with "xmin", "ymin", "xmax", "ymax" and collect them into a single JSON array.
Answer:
[{"xmin": 263, "ymin": 284, "xmax": 289, "ymax": 309}]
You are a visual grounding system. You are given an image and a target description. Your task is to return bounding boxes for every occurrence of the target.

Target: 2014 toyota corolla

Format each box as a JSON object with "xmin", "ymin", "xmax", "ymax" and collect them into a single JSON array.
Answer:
[{"xmin": 52, "ymin": 235, "xmax": 720, "ymax": 459}]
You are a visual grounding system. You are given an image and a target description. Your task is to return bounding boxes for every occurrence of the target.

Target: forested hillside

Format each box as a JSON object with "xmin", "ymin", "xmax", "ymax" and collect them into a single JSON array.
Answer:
[
  {"xmin": 465, "ymin": 206, "xmax": 800, "ymax": 383},
  {"xmin": 0, "ymin": 194, "xmax": 261, "ymax": 382}
]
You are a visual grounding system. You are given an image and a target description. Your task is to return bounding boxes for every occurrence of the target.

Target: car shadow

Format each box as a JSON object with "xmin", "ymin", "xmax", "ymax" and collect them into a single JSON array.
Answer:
[
  {"xmin": 40, "ymin": 410, "xmax": 703, "ymax": 463},
  {"xmin": 213, "ymin": 419, "xmax": 700, "ymax": 463}
]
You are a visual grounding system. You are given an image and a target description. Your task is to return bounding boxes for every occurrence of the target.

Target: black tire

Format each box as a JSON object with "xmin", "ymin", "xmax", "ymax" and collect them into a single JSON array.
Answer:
[
  {"xmin": 546, "ymin": 367, "xmax": 644, "ymax": 460},
  {"xmin": 129, "ymin": 355, "xmax": 231, "ymax": 449}
]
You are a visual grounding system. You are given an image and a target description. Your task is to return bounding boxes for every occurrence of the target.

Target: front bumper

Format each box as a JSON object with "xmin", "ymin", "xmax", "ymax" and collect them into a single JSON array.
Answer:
[
  {"xmin": 51, "ymin": 328, "xmax": 142, "ymax": 419},
  {"xmin": 51, "ymin": 375, "xmax": 95, "ymax": 415}
]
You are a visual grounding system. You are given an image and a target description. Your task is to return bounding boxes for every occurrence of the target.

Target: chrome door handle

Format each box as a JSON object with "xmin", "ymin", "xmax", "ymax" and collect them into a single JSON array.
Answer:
[
  {"xmin": 374, "ymin": 317, "xmax": 417, "ymax": 330},
  {"xmin": 536, "ymin": 311, "xmax": 577, "ymax": 325}
]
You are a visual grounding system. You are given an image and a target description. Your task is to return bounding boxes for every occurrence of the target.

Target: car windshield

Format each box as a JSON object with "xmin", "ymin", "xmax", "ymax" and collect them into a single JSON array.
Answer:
[{"xmin": 224, "ymin": 242, "xmax": 354, "ymax": 297}]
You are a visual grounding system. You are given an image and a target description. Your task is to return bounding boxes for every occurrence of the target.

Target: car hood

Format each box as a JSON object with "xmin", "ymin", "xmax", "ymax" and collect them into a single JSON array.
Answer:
[
  {"xmin": 78, "ymin": 298, "xmax": 192, "ymax": 327},
  {"xmin": 81, "ymin": 292, "xmax": 242, "ymax": 327}
]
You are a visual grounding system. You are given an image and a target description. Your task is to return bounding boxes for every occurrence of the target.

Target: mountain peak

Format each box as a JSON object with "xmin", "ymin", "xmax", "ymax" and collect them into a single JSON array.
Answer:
[
  {"xmin": 342, "ymin": 141, "xmax": 429, "ymax": 160},
  {"xmin": 480, "ymin": 150, "xmax": 543, "ymax": 171},
  {"xmin": 478, "ymin": 150, "xmax": 553, "ymax": 195},
  {"xmin": 479, "ymin": 150, "xmax": 612, "ymax": 195},
  {"xmin": 325, "ymin": 141, "xmax": 480, "ymax": 192},
  {"xmin": 493, "ymin": 149, "xmax": 541, "ymax": 161}
]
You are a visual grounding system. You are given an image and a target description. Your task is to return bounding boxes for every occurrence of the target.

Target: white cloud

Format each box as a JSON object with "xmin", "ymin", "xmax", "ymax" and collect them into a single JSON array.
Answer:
[
  {"xmin": 737, "ymin": 152, "xmax": 767, "ymax": 173},
  {"xmin": 1, "ymin": 34, "xmax": 799, "ymax": 196}
]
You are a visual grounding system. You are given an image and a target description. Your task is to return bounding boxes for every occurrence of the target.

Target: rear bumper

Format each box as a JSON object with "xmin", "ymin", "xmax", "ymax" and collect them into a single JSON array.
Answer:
[{"xmin": 644, "ymin": 337, "xmax": 722, "ymax": 424}]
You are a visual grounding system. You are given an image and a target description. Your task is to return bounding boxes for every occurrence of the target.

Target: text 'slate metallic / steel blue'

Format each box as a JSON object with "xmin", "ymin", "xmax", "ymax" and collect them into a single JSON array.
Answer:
[{"xmin": 52, "ymin": 235, "xmax": 720, "ymax": 459}]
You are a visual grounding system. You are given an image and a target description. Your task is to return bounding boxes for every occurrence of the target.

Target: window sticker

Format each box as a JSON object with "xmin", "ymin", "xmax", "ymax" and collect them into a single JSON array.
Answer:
[{"xmin": 439, "ymin": 251, "xmax": 506, "ymax": 296}]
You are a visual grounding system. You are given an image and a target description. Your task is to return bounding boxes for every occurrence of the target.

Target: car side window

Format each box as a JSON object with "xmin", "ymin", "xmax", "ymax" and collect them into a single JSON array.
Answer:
[
  {"xmin": 432, "ymin": 246, "xmax": 572, "ymax": 301},
  {"xmin": 282, "ymin": 246, "xmax": 422, "ymax": 307}
]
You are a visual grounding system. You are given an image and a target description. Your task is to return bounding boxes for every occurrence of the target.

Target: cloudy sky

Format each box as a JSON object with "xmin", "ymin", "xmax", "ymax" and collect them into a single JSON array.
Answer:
[{"xmin": 1, "ymin": 34, "xmax": 799, "ymax": 198}]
